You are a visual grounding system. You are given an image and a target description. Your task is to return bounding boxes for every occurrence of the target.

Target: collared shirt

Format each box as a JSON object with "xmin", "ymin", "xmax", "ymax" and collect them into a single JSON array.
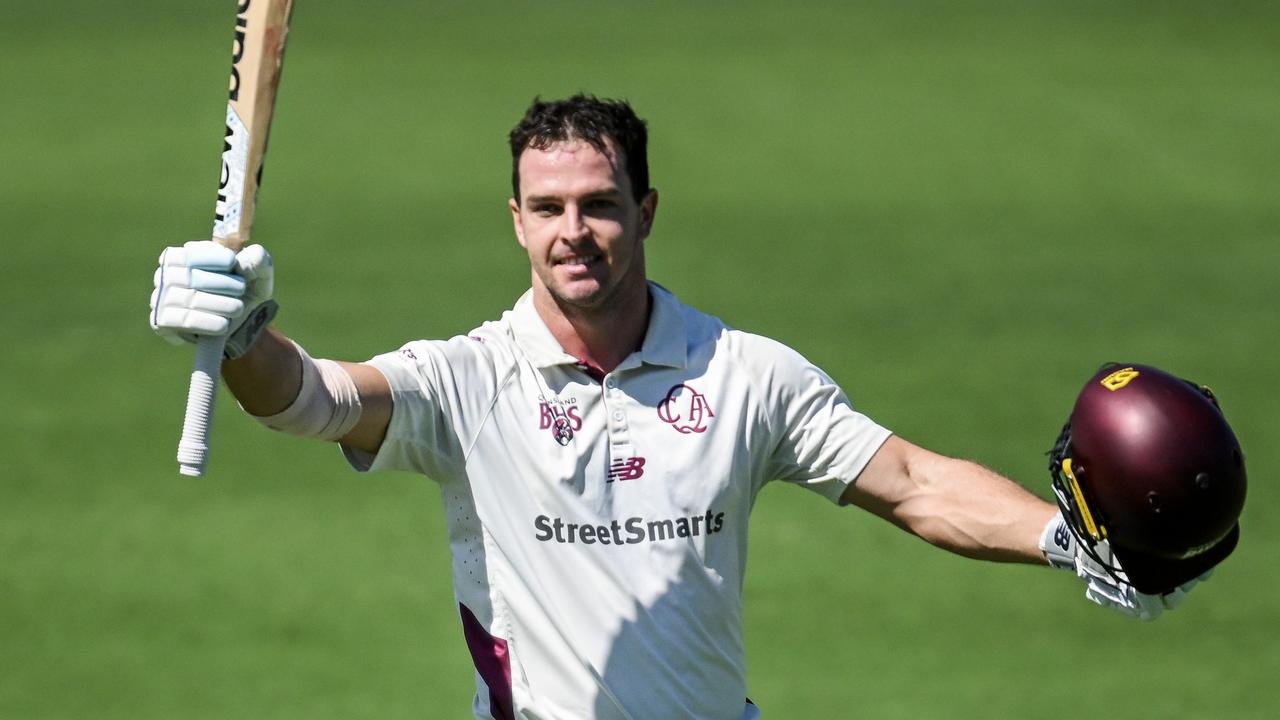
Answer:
[{"xmin": 345, "ymin": 282, "xmax": 891, "ymax": 720}]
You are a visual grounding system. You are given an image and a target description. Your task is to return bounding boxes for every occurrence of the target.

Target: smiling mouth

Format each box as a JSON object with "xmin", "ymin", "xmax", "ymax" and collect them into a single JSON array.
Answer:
[{"xmin": 553, "ymin": 254, "xmax": 601, "ymax": 268}]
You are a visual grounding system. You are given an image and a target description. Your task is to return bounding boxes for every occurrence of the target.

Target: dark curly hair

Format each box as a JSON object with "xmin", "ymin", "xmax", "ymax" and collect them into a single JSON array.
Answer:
[{"xmin": 508, "ymin": 94, "xmax": 650, "ymax": 204}]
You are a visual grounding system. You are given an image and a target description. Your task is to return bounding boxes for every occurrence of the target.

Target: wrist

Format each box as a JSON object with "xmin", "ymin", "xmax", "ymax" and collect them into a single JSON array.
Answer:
[
  {"xmin": 224, "ymin": 299, "xmax": 278, "ymax": 359},
  {"xmin": 1039, "ymin": 510, "xmax": 1078, "ymax": 571}
]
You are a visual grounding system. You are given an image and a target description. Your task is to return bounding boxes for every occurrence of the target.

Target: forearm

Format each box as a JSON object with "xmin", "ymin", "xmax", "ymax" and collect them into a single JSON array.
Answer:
[
  {"xmin": 222, "ymin": 327, "xmax": 303, "ymax": 416},
  {"xmin": 893, "ymin": 453, "xmax": 1056, "ymax": 564},
  {"xmin": 849, "ymin": 437, "xmax": 1056, "ymax": 565},
  {"xmin": 222, "ymin": 327, "xmax": 391, "ymax": 453}
]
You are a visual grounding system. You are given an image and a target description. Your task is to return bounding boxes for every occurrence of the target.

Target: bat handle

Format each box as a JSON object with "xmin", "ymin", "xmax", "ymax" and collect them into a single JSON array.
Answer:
[{"xmin": 177, "ymin": 335, "xmax": 228, "ymax": 476}]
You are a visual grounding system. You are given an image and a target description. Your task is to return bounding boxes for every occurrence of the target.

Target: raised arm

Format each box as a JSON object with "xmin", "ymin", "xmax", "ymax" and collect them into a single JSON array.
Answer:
[
  {"xmin": 842, "ymin": 435, "xmax": 1056, "ymax": 564},
  {"xmin": 222, "ymin": 327, "xmax": 393, "ymax": 455},
  {"xmin": 151, "ymin": 241, "xmax": 392, "ymax": 456}
]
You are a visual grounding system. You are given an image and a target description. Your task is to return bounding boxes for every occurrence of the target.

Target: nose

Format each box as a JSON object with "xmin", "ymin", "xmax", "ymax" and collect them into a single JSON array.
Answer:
[{"xmin": 560, "ymin": 205, "xmax": 590, "ymax": 243}]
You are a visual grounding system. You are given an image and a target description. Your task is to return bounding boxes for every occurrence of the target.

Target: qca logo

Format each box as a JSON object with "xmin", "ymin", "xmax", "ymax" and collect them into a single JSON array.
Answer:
[{"xmin": 657, "ymin": 384, "xmax": 714, "ymax": 434}]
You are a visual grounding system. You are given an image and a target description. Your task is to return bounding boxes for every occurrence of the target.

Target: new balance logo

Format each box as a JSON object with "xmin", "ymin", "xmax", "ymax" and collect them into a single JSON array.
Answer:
[
  {"xmin": 608, "ymin": 457, "xmax": 646, "ymax": 482},
  {"xmin": 1053, "ymin": 522, "xmax": 1073, "ymax": 552}
]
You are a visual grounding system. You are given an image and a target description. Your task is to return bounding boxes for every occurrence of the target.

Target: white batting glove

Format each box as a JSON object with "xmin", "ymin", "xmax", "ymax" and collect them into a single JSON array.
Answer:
[
  {"xmin": 1039, "ymin": 510, "xmax": 1209, "ymax": 621},
  {"xmin": 149, "ymin": 241, "xmax": 277, "ymax": 358}
]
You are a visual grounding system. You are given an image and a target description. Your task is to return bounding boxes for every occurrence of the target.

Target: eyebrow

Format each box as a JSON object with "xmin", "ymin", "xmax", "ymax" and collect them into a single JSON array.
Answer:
[{"xmin": 524, "ymin": 188, "xmax": 624, "ymax": 205}]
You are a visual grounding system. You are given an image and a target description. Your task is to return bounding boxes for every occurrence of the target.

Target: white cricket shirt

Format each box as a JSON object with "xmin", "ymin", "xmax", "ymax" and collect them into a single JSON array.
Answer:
[{"xmin": 344, "ymin": 282, "xmax": 891, "ymax": 720}]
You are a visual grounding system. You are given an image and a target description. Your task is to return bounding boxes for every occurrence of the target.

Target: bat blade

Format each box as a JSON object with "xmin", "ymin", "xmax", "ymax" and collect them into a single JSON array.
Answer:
[{"xmin": 178, "ymin": 0, "xmax": 294, "ymax": 477}]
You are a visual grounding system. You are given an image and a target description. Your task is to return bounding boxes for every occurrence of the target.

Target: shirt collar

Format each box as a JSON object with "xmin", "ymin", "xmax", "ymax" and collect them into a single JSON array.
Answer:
[
  {"xmin": 639, "ymin": 282, "xmax": 688, "ymax": 369},
  {"xmin": 504, "ymin": 281, "xmax": 687, "ymax": 370}
]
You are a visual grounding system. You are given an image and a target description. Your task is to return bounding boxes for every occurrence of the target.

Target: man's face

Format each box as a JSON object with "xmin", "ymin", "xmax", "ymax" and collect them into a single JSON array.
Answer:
[{"xmin": 509, "ymin": 139, "xmax": 657, "ymax": 313}]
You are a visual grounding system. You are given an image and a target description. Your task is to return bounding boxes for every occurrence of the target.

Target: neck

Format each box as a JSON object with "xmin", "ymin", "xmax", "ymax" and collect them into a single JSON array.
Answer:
[{"xmin": 533, "ymin": 282, "xmax": 651, "ymax": 376}]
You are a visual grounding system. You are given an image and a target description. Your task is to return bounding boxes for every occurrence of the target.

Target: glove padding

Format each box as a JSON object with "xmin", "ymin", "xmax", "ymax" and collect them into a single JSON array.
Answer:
[
  {"xmin": 150, "ymin": 241, "xmax": 277, "ymax": 359},
  {"xmin": 1039, "ymin": 510, "xmax": 1210, "ymax": 621}
]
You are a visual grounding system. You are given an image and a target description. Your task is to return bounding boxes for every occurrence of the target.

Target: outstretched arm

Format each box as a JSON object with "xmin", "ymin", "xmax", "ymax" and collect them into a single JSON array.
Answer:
[
  {"xmin": 842, "ymin": 435, "xmax": 1056, "ymax": 564},
  {"xmin": 844, "ymin": 434, "xmax": 1208, "ymax": 620}
]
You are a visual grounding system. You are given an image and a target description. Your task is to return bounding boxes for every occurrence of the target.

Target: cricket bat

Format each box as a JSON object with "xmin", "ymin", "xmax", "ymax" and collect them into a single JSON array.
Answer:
[{"xmin": 177, "ymin": 0, "xmax": 295, "ymax": 477}]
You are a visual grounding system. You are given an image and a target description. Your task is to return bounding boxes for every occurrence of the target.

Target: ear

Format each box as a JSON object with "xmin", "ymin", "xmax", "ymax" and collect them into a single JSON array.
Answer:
[
  {"xmin": 638, "ymin": 188, "xmax": 659, "ymax": 240},
  {"xmin": 509, "ymin": 197, "xmax": 527, "ymax": 249}
]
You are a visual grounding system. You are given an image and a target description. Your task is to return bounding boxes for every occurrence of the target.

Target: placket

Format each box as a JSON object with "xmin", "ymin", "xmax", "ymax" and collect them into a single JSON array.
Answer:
[{"xmin": 600, "ymin": 372, "xmax": 636, "ymax": 461}]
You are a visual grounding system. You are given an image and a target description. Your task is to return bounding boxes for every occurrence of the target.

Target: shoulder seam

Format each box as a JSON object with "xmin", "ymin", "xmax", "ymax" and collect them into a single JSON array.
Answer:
[
  {"xmin": 721, "ymin": 330, "xmax": 777, "ymax": 440},
  {"xmin": 460, "ymin": 332, "xmax": 521, "ymax": 462}
]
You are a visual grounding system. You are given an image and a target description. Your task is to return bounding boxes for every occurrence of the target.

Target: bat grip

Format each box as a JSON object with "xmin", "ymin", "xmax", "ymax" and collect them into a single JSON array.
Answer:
[{"xmin": 177, "ymin": 335, "xmax": 228, "ymax": 476}]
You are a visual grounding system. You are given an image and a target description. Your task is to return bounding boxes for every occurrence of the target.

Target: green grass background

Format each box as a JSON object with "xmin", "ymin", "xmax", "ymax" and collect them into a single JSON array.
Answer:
[{"xmin": 3, "ymin": 1, "xmax": 1277, "ymax": 717}]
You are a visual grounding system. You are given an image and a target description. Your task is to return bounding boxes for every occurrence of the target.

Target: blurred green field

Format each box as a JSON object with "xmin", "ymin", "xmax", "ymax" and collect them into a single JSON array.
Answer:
[{"xmin": 2, "ymin": 1, "xmax": 1277, "ymax": 717}]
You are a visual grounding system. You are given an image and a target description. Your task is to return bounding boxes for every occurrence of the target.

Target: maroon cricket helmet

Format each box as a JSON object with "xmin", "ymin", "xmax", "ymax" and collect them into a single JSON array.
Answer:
[{"xmin": 1048, "ymin": 363, "xmax": 1247, "ymax": 594}]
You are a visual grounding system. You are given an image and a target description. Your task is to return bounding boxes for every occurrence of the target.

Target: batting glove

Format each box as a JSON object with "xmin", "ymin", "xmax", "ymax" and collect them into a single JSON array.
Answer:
[
  {"xmin": 1039, "ymin": 510, "xmax": 1209, "ymax": 621},
  {"xmin": 150, "ymin": 240, "xmax": 277, "ymax": 359}
]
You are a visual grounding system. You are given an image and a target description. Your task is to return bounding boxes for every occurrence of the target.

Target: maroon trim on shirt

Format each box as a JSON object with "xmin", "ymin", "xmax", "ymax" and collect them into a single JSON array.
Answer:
[
  {"xmin": 459, "ymin": 602, "xmax": 514, "ymax": 720},
  {"xmin": 575, "ymin": 359, "xmax": 607, "ymax": 383}
]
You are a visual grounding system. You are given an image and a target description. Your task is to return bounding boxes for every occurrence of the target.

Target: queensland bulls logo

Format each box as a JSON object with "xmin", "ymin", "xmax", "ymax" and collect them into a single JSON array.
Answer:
[
  {"xmin": 540, "ymin": 401, "xmax": 581, "ymax": 446},
  {"xmin": 657, "ymin": 384, "xmax": 714, "ymax": 434}
]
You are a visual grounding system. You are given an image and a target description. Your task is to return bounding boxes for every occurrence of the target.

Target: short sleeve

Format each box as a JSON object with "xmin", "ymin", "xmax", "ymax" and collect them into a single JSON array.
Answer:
[
  {"xmin": 759, "ymin": 343, "xmax": 892, "ymax": 504},
  {"xmin": 340, "ymin": 339, "xmax": 483, "ymax": 482}
]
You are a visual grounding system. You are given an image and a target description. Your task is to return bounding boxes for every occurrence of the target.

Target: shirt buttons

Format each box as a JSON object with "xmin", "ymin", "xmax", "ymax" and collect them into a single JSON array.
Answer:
[
  {"xmin": 605, "ymin": 377, "xmax": 617, "ymax": 388},
  {"xmin": 612, "ymin": 410, "xmax": 624, "ymax": 422}
]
